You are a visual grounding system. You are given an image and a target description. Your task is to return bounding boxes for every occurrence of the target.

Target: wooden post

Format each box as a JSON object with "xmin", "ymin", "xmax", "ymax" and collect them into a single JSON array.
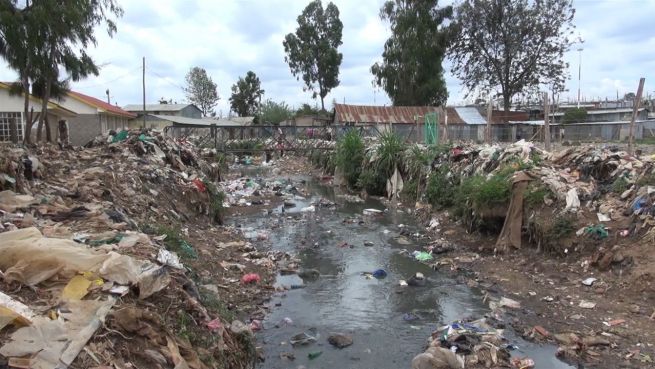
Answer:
[
  {"xmin": 628, "ymin": 77, "xmax": 645, "ymax": 155},
  {"xmin": 543, "ymin": 92, "xmax": 551, "ymax": 151},
  {"xmin": 142, "ymin": 57, "xmax": 146, "ymax": 129},
  {"xmin": 486, "ymin": 97, "xmax": 493, "ymax": 144}
]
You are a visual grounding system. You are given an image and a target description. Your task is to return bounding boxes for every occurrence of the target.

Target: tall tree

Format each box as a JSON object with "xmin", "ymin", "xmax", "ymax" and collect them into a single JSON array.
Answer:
[
  {"xmin": 229, "ymin": 71, "xmax": 264, "ymax": 117},
  {"xmin": 282, "ymin": 0, "xmax": 343, "ymax": 111},
  {"xmin": 184, "ymin": 67, "xmax": 219, "ymax": 117},
  {"xmin": 371, "ymin": 0, "xmax": 453, "ymax": 106},
  {"xmin": 450, "ymin": 0, "xmax": 575, "ymax": 113}
]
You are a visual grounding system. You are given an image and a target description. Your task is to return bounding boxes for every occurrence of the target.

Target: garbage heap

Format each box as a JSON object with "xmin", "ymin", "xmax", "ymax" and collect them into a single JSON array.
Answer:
[
  {"xmin": 427, "ymin": 141, "xmax": 655, "ymax": 255},
  {"xmin": 0, "ymin": 130, "xmax": 279, "ymax": 369}
]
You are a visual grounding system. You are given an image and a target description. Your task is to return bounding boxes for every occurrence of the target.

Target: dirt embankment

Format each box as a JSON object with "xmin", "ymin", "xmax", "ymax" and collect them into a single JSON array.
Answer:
[{"xmin": 0, "ymin": 132, "xmax": 289, "ymax": 369}]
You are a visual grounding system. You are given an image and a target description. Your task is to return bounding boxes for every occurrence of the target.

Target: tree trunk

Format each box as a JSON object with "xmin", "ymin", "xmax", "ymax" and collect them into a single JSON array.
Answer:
[
  {"xmin": 503, "ymin": 93, "xmax": 511, "ymax": 120},
  {"xmin": 22, "ymin": 76, "xmax": 31, "ymax": 144},
  {"xmin": 45, "ymin": 115, "xmax": 52, "ymax": 142},
  {"xmin": 320, "ymin": 96, "xmax": 325, "ymax": 111},
  {"xmin": 37, "ymin": 77, "xmax": 52, "ymax": 143}
]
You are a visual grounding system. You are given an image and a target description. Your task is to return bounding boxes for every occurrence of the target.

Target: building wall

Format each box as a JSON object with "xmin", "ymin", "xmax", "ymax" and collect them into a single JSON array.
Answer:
[
  {"xmin": 179, "ymin": 105, "xmax": 202, "ymax": 118},
  {"xmin": 57, "ymin": 96, "xmax": 98, "ymax": 115},
  {"xmin": 67, "ymin": 114, "xmax": 102, "ymax": 146}
]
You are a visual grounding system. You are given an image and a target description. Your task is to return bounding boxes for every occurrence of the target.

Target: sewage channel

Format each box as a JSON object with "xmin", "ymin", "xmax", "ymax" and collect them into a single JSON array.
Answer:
[{"xmin": 231, "ymin": 173, "xmax": 574, "ymax": 369}]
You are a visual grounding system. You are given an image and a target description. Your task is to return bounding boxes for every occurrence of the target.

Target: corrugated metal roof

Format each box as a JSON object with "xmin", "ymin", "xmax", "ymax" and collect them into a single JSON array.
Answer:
[
  {"xmin": 124, "ymin": 104, "xmax": 196, "ymax": 112},
  {"xmin": 334, "ymin": 103, "xmax": 441, "ymax": 124},
  {"xmin": 453, "ymin": 107, "xmax": 486, "ymax": 125}
]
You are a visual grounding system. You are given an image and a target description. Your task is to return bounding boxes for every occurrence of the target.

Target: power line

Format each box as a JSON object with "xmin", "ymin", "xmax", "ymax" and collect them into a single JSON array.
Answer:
[
  {"xmin": 147, "ymin": 69, "xmax": 186, "ymax": 92},
  {"xmin": 73, "ymin": 65, "xmax": 142, "ymax": 89}
]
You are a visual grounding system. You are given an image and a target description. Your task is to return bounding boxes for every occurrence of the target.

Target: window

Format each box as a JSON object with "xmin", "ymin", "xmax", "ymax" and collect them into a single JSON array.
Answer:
[{"xmin": 0, "ymin": 112, "xmax": 24, "ymax": 142}]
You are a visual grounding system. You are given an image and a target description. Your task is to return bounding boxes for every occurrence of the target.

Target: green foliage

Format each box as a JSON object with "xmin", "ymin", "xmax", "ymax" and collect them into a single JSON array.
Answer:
[
  {"xmin": 637, "ymin": 173, "xmax": 655, "ymax": 186},
  {"xmin": 156, "ymin": 225, "xmax": 198, "ymax": 259},
  {"xmin": 611, "ymin": 176, "xmax": 629, "ymax": 194},
  {"xmin": 229, "ymin": 71, "xmax": 264, "ymax": 117},
  {"xmin": 453, "ymin": 173, "xmax": 511, "ymax": 230},
  {"xmin": 563, "ymin": 108, "xmax": 588, "ymax": 124},
  {"xmin": 450, "ymin": 0, "xmax": 575, "ymax": 111},
  {"xmin": 357, "ymin": 168, "xmax": 387, "ymax": 196},
  {"xmin": 283, "ymin": 0, "xmax": 343, "ymax": 110},
  {"xmin": 258, "ymin": 99, "xmax": 293, "ymax": 125},
  {"xmin": 404, "ymin": 145, "xmax": 430, "ymax": 182},
  {"xmin": 549, "ymin": 216, "xmax": 575, "ymax": 240},
  {"xmin": 426, "ymin": 166, "xmax": 456, "ymax": 209},
  {"xmin": 358, "ymin": 132, "xmax": 404, "ymax": 195},
  {"xmin": 185, "ymin": 67, "xmax": 219, "ymax": 117},
  {"xmin": 371, "ymin": 0, "xmax": 452, "ymax": 106},
  {"xmin": 296, "ymin": 103, "xmax": 323, "ymax": 116},
  {"xmin": 335, "ymin": 129, "xmax": 364, "ymax": 188},
  {"xmin": 524, "ymin": 183, "xmax": 551, "ymax": 209}
]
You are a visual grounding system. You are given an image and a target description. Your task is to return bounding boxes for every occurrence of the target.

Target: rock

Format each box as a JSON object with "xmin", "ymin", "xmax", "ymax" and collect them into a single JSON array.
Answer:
[
  {"xmin": 630, "ymin": 304, "xmax": 641, "ymax": 314},
  {"xmin": 202, "ymin": 284, "xmax": 219, "ymax": 294},
  {"xmin": 499, "ymin": 297, "xmax": 521, "ymax": 309},
  {"xmin": 554, "ymin": 333, "xmax": 581, "ymax": 346},
  {"xmin": 328, "ymin": 333, "xmax": 353, "ymax": 348},
  {"xmin": 297, "ymin": 269, "xmax": 320, "ymax": 279},
  {"xmin": 582, "ymin": 336, "xmax": 610, "ymax": 347},
  {"xmin": 230, "ymin": 320, "xmax": 252, "ymax": 335}
]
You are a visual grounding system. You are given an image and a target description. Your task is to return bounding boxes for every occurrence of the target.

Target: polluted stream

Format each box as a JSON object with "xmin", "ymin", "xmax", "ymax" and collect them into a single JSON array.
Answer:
[{"xmin": 230, "ymin": 171, "xmax": 574, "ymax": 369}]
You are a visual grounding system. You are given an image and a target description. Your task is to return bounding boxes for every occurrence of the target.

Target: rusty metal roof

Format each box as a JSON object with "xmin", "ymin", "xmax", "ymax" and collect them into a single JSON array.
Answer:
[{"xmin": 334, "ymin": 103, "xmax": 445, "ymax": 124}]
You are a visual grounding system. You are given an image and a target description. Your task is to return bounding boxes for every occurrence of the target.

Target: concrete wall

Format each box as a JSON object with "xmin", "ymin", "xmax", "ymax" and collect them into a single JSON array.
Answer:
[
  {"xmin": 128, "ymin": 116, "xmax": 171, "ymax": 130},
  {"xmin": 67, "ymin": 114, "xmax": 102, "ymax": 146}
]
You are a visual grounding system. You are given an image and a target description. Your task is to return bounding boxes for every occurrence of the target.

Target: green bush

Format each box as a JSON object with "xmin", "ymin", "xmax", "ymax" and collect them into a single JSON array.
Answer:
[
  {"xmin": 453, "ymin": 173, "xmax": 511, "ymax": 230},
  {"xmin": 335, "ymin": 130, "xmax": 365, "ymax": 188},
  {"xmin": 563, "ymin": 108, "xmax": 587, "ymax": 124},
  {"xmin": 357, "ymin": 167, "xmax": 387, "ymax": 195},
  {"xmin": 611, "ymin": 176, "xmax": 629, "ymax": 194},
  {"xmin": 524, "ymin": 183, "xmax": 551, "ymax": 209},
  {"xmin": 426, "ymin": 166, "xmax": 456, "ymax": 209}
]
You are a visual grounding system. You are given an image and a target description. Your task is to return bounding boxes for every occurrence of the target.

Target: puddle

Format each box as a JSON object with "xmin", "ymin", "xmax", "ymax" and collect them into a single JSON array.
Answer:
[{"xmin": 230, "ymin": 174, "xmax": 574, "ymax": 369}]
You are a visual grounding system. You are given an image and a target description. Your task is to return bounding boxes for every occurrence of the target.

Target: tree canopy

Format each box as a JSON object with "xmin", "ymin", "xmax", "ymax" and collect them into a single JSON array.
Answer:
[
  {"xmin": 258, "ymin": 99, "xmax": 293, "ymax": 125},
  {"xmin": 184, "ymin": 67, "xmax": 219, "ymax": 117},
  {"xmin": 282, "ymin": 0, "xmax": 343, "ymax": 111},
  {"xmin": 449, "ymin": 0, "xmax": 575, "ymax": 112},
  {"xmin": 229, "ymin": 71, "xmax": 264, "ymax": 117},
  {"xmin": 371, "ymin": 0, "xmax": 453, "ymax": 106}
]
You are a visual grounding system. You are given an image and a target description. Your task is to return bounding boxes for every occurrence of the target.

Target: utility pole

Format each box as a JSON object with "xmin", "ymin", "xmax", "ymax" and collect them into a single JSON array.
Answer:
[
  {"xmin": 486, "ymin": 97, "xmax": 493, "ymax": 144},
  {"xmin": 577, "ymin": 47, "xmax": 583, "ymax": 108},
  {"xmin": 543, "ymin": 92, "xmax": 551, "ymax": 151},
  {"xmin": 628, "ymin": 77, "xmax": 645, "ymax": 156},
  {"xmin": 106, "ymin": 89, "xmax": 110, "ymax": 104},
  {"xmin": 142, "ymin": 57, "xmax": 146, "ymax": 129}
]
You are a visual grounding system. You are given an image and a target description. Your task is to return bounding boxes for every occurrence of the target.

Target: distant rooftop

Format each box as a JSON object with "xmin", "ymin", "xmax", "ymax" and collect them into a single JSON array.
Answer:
[{"xmin": 123, "ymin": 103, "xmax": 195, "ymax": 112}]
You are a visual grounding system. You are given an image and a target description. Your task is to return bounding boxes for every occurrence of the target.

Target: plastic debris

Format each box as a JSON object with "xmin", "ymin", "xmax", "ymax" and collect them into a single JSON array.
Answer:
[
  {"xmin": 579, "ymin": 300, "xmax": 596, "ymax": 309},
  {"xmin": 300, "ymin": 205, "xmax": 316, "ymax": 212},
  {"xmin": 363, "ymin": 208, "xmax": 383, "ymax": 216},
  {"xmin": 413, "ymin": 251, "xmax": 434, "ymax": 261},
  {"xmin": 372, "ymin": 269, "xmax": 388, "ymax": 279},
  {"xmin": 156, "ymin": 249, "xmax": 184, "ymax": 269},
  {"xmin": 241, "ymin": 273, "xmax": 261, "ymax": 284},
  {"xmin": 0, "ymin": 291, "xmax": 35, "ymax": 331},
  {"xmin": 290, "ymin": 331, "xmax": 317, "ymax": 346},
  {"xmin": 308, "ymin": 351, "xmax": 323, "ymax": 360},
  {"xmin": 499, "ymin": 297, "xmax": 521, "ymax": 309},
  {"xmin": 61, "ymin": 275, "xmax": 93, "ymax": 301},
  {"xmin": 582, "ymin": 277, "xmax": 597, "ymax": 286}
]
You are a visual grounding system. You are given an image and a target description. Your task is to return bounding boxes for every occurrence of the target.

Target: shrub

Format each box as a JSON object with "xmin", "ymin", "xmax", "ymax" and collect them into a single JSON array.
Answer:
[
  {"xmin": 426, "ymin": 166, "xmax": 456, "ymax": 209},
  {"xmin": 357, "ymin": 167, "xmax": 387, "ymax": 196},
  {"xmin": 524, "ymin": 183, "xmax": 551, "ymax": 209},
  {"xmin": 360, "ymin": 132, "xmax": 405, "ymax": 195},
  {"xmin": 335, "ymin": 130, "xmax": 365, "ymax": 188},
  {"xmin": 611, "ymin": 176, "xmax": 629, "ymax": 194}
]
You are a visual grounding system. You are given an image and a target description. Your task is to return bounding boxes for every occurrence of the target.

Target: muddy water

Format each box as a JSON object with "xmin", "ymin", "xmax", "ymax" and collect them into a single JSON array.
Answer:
[{"xmin": 232, "ymin": 175, "xmax": 573, "ymax": 369}]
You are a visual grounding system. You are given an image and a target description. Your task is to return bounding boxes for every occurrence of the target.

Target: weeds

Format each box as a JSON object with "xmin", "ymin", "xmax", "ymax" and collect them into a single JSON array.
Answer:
[
  {"xmin": 637, "ymin": 173, "xmax": 655, "ymax": 186},
  {"xmin": 359, "ymin": 132, "xmax": 404, "ymax": 195},
  {"xmin": 335, "ymin": 129, "xmax": 364, "ymax": 188},
  {"xmin": 611, "ymin": 176, "xmax": 629, "ymax": 194},
  {"xmin": 156, "ymin": 225, "xmax": 198, "ymax": 259},
  {"xmin": 200, "ymin": 288, "xmax": 235, "ymax": 322}
]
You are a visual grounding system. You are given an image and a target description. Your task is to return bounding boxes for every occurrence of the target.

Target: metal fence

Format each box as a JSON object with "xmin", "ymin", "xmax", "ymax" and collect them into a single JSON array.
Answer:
[{"xmin": 163, "ymin": 121, "xmax": 655, "ymax": 153}]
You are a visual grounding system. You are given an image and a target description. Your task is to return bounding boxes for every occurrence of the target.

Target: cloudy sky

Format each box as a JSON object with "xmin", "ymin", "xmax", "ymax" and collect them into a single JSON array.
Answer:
[{"xmin": 1, "ymin": 0, "xmax": 653, "ymax": 115}]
